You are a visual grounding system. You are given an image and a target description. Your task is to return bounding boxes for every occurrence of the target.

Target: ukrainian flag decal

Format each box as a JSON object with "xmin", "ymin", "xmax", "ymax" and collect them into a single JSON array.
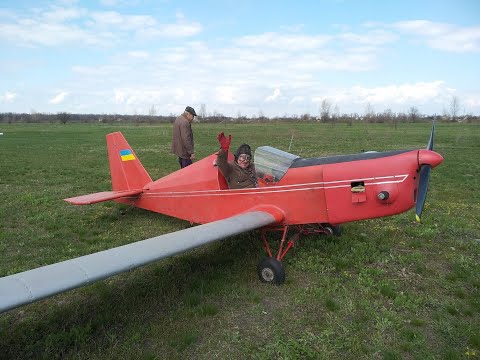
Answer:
[{"xmin": 120, "ymin": 149, "xmax": 135, "ymax": 161}]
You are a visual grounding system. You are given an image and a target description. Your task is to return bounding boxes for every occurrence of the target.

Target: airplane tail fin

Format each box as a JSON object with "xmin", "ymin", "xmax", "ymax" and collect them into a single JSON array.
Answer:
[
  {"xmin": 107, "ymin": 132, "xmax": 152, "ymax": 191},
  {"xmin": 65, "ymin": 132, "xmax": 152, "ymax": 206}
]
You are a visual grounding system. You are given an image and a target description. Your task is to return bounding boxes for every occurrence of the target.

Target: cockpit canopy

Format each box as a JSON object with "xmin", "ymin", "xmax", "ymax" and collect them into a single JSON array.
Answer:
[{"xmin": 254, "ymin": 146, "xmax": 299, "ymax": 182}]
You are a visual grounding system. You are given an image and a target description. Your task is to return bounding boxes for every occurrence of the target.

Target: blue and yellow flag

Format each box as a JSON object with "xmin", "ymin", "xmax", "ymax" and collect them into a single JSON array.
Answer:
[{"xmin": 120, "ymin": 149, "xmax": 135, "ymax": 161}]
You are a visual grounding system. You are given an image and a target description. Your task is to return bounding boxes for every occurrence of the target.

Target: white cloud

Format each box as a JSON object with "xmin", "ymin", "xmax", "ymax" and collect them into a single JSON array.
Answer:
[
  {"xmin": 308, "ymin": 81, "xmax": 458, "ymax": 114},
  {"xmin": 72, "ymin": 64, "xmax": 128, "ymax": 76},
  {"xmin": 338, "ymin": 29, "xmax": 397, "ymax": 46},
  {"xmin": 214, "ymin": 86, "xmax": 238, "ymax": 104},
  {"xmin": 127, "ymin": 50, "xmax": 149, "ymax": 58},
  {"xmin": 58, "ymin": 29, "xmax": 393, "ymax": 115},
  {"xmin": 0, "ymin": 6, "xmax": 201, "ymax": 47},
  {"xmin": 56, "ymin": 0, "xmax": 81, "ymax": 6},
  {"xmin": 100, "ymin": 0, "xmax": 119, "ymax": 6},
  {"xmin": 4, "ymin": 3, "xmax": 477, "ymax": 117},
  {"xmin": 114, "ymin": 89, "xmax": 126, "ymax": 104},
  {"xmin": 99, "ymin": 0, "xmax": 143, "ymax": 6},
  {"xmin": 266, "ymin": 88, "xmax": 281, "ymax": 102},
  {"xmin": 290, "ymin": 96, "xmax": 305, "ymax": 104},
  {"xmin": 235, "ymin": 32, "xmax": 332, "ymax": 51},
  {"xmin": 280, "ymin": 24, "xmax": 305, "ymax": 33},
  {"xmin": 137, "ymin": 22, "xmax": 202, "ymax": 38},
  {"xmin": 90, "ymin": 11, "xmax": 156, "ymax": 29},
  {"xmin": 392, "ymin": 20, "xmax": 480, "ymax": 52},
  {"xmin": 1, "ymin": 91, "xmax": 17, "ymax": 103},
  {"xmin": 49, "ymin": 91, "xmax": 69, "ymax": 104},
  {"xmin": 0, "ymin": 20, "xmax": 114, "ymax": 47},
  {"xmin": 464, "ymin": 93, "xmax": 480, "ymax": 108},
  {"xmin": 113, "ymin": 88, "xmax": 173, "ymax": 106},
  {"xmin": 41, "ymin": 6, "xmax": 87, "ymax": 23},
  {"xmin": 350, "ymin": 81, "xmax": 448, "ymax": 104},
  {"xmin": 393, "ymin": 20, "xmax": 451, "ymax": 36}
]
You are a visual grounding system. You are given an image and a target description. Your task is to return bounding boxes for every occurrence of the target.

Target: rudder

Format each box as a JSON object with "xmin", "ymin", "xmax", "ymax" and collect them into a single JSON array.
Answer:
[{"xmin": 107, "ymin": 132, "xmax": 152, "ymax": 191}]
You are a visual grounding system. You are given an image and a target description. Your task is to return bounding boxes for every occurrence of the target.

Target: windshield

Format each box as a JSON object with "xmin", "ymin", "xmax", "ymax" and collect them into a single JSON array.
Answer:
[{"xmin": 254, "ymin": 146, "xmax": 299, "ymax": 182}]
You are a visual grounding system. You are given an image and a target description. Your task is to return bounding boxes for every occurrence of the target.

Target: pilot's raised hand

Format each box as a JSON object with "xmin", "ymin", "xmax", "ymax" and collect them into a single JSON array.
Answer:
[{"xmin": 217, "ymin": 132, "xmax": 232, "ymax": 151}]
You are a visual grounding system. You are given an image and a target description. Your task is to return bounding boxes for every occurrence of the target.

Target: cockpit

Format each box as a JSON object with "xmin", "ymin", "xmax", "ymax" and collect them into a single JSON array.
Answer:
[{"xmin": 254, "ymin": 146, "xmax": 299, "ymax": 182}]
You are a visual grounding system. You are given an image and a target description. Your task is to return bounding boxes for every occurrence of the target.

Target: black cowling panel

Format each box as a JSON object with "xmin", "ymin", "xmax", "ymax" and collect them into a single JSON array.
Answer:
[{"xmin": 290, "ymin": 149, "xmax": 412, "ymax": 168}]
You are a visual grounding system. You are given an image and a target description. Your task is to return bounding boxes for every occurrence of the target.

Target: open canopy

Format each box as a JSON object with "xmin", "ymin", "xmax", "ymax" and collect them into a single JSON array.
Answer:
[{"xmin": 254, "ymin": 146, "xmax": 299, "ymax": 182}]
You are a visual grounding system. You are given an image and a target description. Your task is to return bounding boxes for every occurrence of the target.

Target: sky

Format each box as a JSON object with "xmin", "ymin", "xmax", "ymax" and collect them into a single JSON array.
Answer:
[{"xmin": 1, "ymin": 0, "xmax": 479, "ymax": 117}]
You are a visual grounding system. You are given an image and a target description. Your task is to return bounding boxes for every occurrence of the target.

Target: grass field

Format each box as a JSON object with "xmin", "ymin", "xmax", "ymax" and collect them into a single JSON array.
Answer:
[{"xmin": 0, "ymin": 122, "xmax": 479, "ymax": 360}]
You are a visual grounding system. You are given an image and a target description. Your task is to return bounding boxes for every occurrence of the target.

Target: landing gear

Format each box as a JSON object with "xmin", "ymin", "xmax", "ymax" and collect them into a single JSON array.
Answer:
[
  {"xmin": 257, "ymin": 257, "xmax": 285, "ymax": 285},
  {"xmin": 257, "ymin": 223, "xmax": 342, "ymax": 284},
  {"xmin": 322, "ymin": 223, "xmax": 342, "ymax": 237}
]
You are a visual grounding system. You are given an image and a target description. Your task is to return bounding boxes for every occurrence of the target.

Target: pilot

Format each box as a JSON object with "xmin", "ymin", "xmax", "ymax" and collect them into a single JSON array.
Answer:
[{"xmin": 216, "ymin": 132, "xmax": 258, "ymax": 189}]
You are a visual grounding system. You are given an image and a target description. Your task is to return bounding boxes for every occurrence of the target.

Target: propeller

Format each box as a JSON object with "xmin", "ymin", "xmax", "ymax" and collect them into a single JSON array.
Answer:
[
  {"xmin": 415, "ymin": 120, "xmax": 435, "ymax": 222},
  {"xmin": 427, "ymin": 120, "xmax": 435, "ymax": 151},
  {"xmin": 415, "ymin": 165, "xmax": 431, "ymax": 222}
]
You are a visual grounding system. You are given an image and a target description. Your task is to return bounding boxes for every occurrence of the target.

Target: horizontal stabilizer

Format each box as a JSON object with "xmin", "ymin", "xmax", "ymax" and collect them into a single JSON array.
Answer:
[
  {"xmin": 0, "ymin": 209, "xmax": 280, "ymax": 313},
  {"xmin": 64, "ymin": 190, "xmax": 143, "ymax": 205}
]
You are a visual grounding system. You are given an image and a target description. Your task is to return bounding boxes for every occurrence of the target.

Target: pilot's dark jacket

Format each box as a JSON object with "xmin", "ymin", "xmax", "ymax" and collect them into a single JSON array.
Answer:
[{"xmin": 217, "ymin": 149, "xmax": 258, "ymax": 189}]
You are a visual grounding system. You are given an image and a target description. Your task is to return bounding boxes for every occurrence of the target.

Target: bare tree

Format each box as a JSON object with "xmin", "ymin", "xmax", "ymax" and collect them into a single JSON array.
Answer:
[
  {"xmin": 300, "ymin": 113, "xmax": 311, "ymax": 121},
  {"xmin": 408, "ymin": 106, "xmax": 420, "ymax": 123},
  {"xmin": 57, "ymin": 112, "xmax": 70, "ymax": 124},
  {"xmin": 320, "ymin": 99, "xmax": 332, "ymax": 122},
  {"xmin": 30, "ymin": 109, "xmax": 40, "ymax": 123},
  {"xmin": 258, "ymin": 110, "xmax": 266, "ymax": 121},
  {"xmin": 332, "ymin": 104, "xmax": 340, "ymax": 125},
  {"xmin": 364, "ymin": 103, "xmax": 375, "ymax": 121},
  {"xmin": 382, "ymin": 108, "xmax": 396, "ymax": 128},
  {"xmin": 200, "ymin": 103, "xmax": 207, "ymax": 119},
  {"xmin": 148, "ymin": 105, "xmax": 157, "ymax": 116},
  {"xmin": 450, "ymin": 96, "xmax": 460, "ymax": 122}
]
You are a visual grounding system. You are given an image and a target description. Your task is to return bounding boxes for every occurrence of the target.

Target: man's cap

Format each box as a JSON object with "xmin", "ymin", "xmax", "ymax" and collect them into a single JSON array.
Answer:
[
  {"xmin": 235, "ymin": 143, "xmax": 252, "ymax": 160},
  {"xmin": 185, "ymin": 106, "xmax": 197, "ymax": 116}
]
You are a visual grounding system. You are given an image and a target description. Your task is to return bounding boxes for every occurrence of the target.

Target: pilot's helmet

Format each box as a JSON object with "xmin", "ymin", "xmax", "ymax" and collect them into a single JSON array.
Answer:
[{"xmin": 235, "ymin": 143, "xmax": 252, "ymax": 161}]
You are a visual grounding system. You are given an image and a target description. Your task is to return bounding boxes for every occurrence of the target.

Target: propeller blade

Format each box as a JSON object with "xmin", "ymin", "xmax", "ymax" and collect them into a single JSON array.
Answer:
[
  {"xmin": 427, "ymin": 120, "xmax": 435, "ymax": 151},
  {"xmin": 415, "ymin": 165, "xmax": 431, "ymax": 222}
]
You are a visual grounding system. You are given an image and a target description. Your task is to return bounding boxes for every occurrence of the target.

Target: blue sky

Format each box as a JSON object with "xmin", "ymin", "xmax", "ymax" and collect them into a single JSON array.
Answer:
[{"xmin": 1, "ymin": 0, "xmax": 479, "ymax": 117}]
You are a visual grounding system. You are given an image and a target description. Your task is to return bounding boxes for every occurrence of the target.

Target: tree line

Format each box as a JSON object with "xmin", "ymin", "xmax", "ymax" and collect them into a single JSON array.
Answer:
[
  {"xmin": 1, "ymin": 96, "xmax": 479, "ymax": 125},
  {"xmin": 1, "ymin": 111, "xmax": 478, "ymax": 125}
]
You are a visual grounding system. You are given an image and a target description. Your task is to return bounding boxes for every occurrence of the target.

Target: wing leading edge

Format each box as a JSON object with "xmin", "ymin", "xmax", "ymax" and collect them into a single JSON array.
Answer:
[{"xmin": 0, "ymin": 209, "xmax": 282, "ymax": 314}]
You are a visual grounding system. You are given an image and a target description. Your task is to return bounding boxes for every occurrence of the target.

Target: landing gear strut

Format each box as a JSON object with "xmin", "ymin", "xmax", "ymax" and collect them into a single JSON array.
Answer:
[{"xmin": 257, "ymin": 223, "xmax": 341, "ymax": 285}]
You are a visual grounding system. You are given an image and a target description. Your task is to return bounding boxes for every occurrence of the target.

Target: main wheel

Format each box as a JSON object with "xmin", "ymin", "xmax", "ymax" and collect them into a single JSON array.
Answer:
[
  {"xmin": 323, "ymin": 224, "xmax": 342, "ymax": 237},
  {"xmin": 257, "ymin": 257, "xmax": 286, "ymax": 285}
]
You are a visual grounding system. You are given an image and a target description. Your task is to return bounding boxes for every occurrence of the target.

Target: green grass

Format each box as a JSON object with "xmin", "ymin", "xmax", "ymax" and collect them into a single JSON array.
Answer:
[{"xmin": 0, "ymin": 122, "xmax": 479, "ymax": 359}]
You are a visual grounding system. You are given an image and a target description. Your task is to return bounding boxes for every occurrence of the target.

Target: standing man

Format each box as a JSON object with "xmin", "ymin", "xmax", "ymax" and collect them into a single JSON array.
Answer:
[{"xmin": 171, "ymin": 106, "xmax": 196, "ymax": 168}]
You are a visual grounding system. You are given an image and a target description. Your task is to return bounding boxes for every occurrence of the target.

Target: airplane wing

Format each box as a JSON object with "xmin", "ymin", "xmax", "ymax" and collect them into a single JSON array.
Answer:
[
  {"xmin": 64, "ymin": 190, "xmax": 143, "ymax": 205},
  {"xmin": 0, "ymin": 209, "xmax": 282, "ymax": 314}
]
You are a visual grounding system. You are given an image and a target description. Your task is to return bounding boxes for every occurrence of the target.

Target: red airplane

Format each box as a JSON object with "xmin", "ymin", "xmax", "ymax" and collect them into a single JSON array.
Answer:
[{"xmin": 0, "ymin": 124, "xmax": 443, "ymax": 313}]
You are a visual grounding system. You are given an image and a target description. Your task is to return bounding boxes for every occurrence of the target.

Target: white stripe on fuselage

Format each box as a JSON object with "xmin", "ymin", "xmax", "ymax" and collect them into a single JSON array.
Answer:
[{"xmin": 139, "ymin": 174, "xmax": 409, "ymax": 199}]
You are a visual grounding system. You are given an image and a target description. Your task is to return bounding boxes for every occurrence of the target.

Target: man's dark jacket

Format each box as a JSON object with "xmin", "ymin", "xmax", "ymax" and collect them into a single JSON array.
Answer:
[{"xmin": 171, "ymin": 114, "xmax": 194, "ymax": 159}]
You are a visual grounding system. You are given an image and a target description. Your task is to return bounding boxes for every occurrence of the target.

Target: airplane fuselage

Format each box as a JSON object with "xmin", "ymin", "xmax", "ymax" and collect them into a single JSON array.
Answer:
[{"xmin": 116, "ymin": 148, "xmax": 442, "ymax": 226}]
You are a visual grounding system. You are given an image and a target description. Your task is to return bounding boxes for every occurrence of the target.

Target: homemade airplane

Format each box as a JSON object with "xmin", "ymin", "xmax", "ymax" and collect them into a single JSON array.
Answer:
[{"xmin": 0, "ymin": 124, "xmax": 443, "ymax": 314}]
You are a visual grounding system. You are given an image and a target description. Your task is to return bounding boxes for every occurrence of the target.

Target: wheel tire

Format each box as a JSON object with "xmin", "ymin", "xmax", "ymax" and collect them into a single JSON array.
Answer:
[
  {"xmin": 331, "ymin": 225, "xmax": 342, "ymax": 236},
  {"xmin": 257, "ymin": 257, "xmax": 286, "ymax": 285},
  {"xmin": 323, "ymin": 224, "xmax": 342, "ymax": 237}
]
